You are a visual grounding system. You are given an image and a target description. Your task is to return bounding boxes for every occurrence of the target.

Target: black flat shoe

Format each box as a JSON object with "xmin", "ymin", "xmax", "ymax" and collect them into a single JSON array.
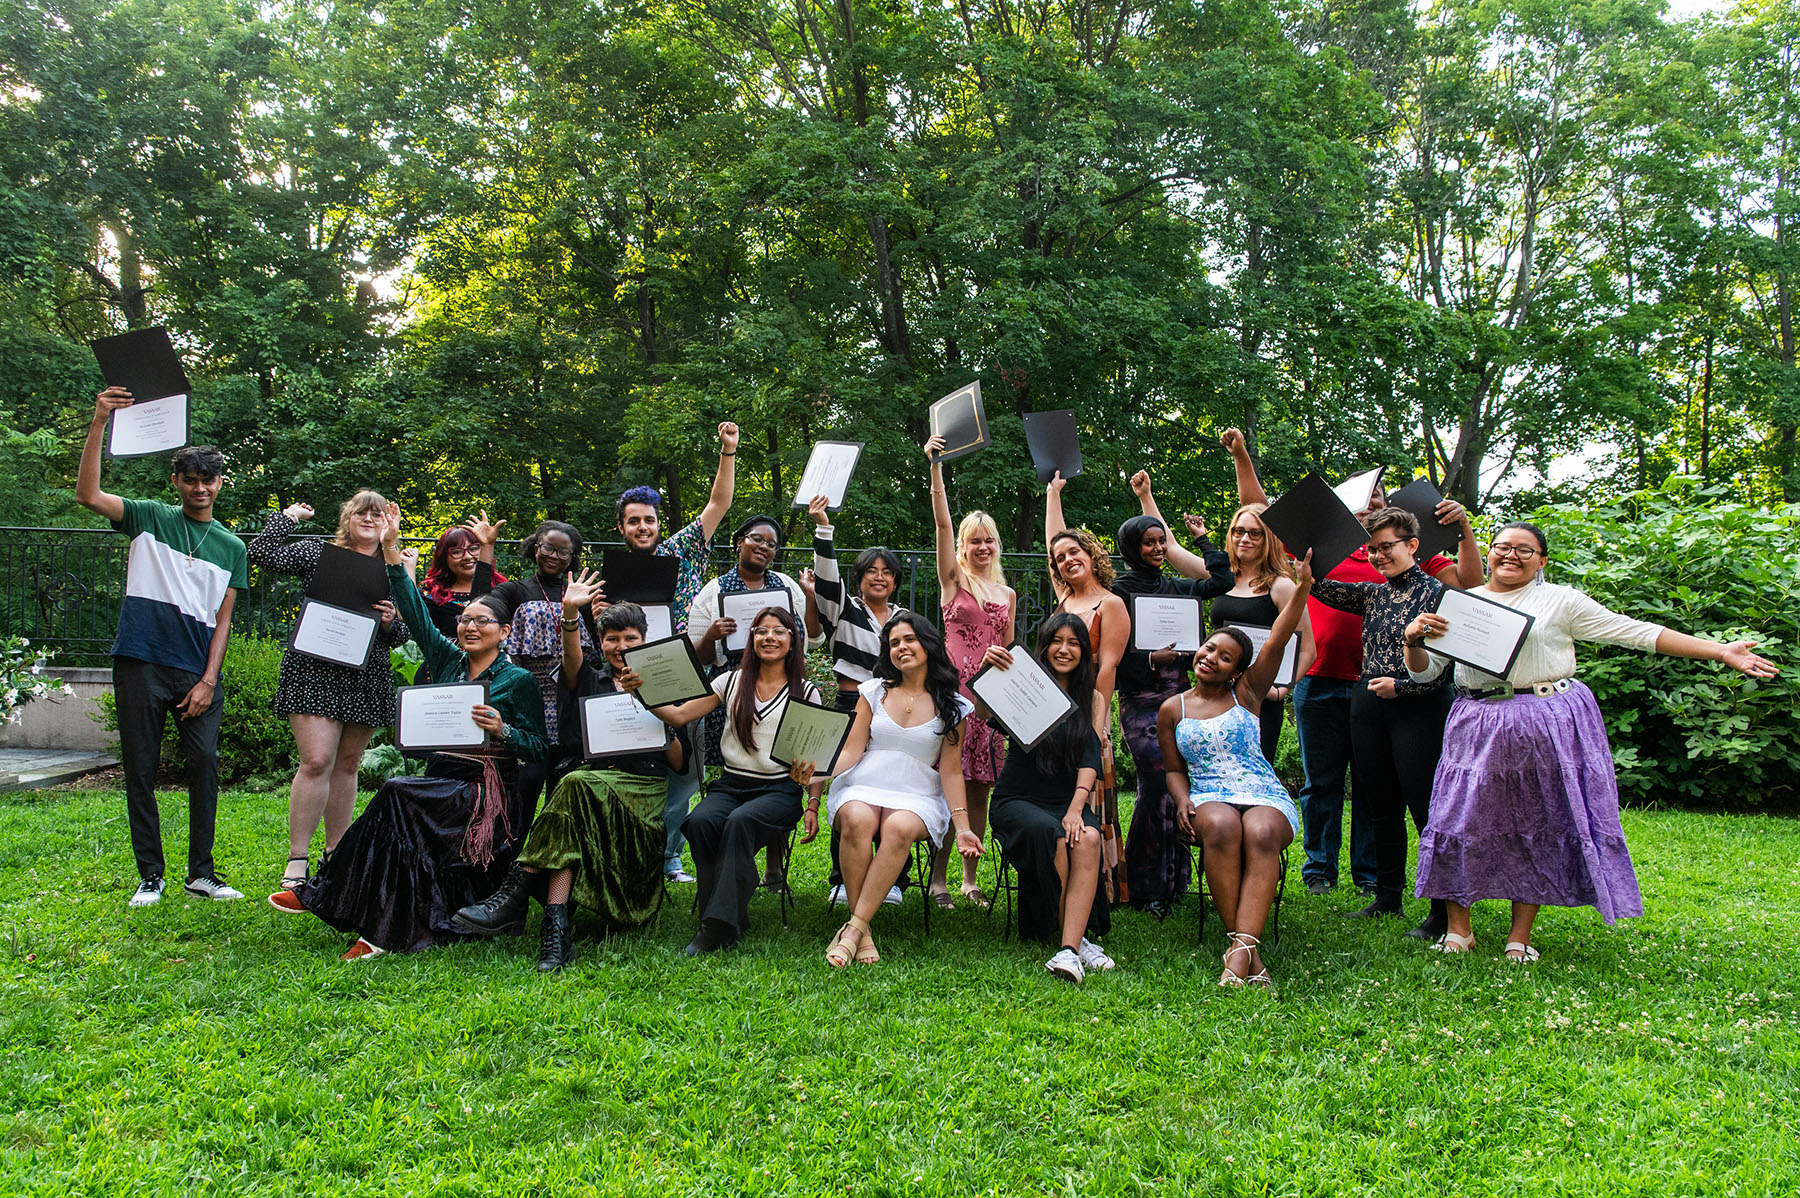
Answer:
[
  {"xmin": 1305, "ymin": 879, "xmax": 1333, "ymax": 896},
  {"xmin": 1403, "ymin": 899, "xmax": 1448, "ymax": 940},
  {"xmin": 1142, "ymin": 900, "xmax": 1172, "ymax": 921},
  {"xmin": 1344, "ymin": 899, "xmax": 1403, "ymax": 919}
]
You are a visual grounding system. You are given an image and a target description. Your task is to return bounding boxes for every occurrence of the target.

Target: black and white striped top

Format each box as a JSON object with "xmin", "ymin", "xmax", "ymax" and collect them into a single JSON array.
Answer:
[{"xmin": 813, "ymin": 526, "xmax": 907, "ymax": 684}]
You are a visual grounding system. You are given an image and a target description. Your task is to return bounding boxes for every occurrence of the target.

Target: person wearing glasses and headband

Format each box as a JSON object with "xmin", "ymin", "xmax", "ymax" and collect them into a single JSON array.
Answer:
[
  {"xmin": 277, "ymin": 504, "xmax": 547, "ymax": 960},
  {"xmin": 1401, "ymin": 522, "xmax": 1779, "ymax": 962},
  {"xmin": 1307, "ymin": 507, "xmax": 1455, "ymax": 940}
]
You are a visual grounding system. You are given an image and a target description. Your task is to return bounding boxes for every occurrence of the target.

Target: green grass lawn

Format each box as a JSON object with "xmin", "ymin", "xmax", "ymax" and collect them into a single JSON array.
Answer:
[{"xmin": 2, "ymin": 785, "xmax": 1797, "ymax": 1196}]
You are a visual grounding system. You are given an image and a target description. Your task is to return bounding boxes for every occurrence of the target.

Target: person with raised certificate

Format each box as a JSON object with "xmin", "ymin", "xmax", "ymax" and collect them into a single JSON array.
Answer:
[
  {"xmin": 789, "ymin": 613, "xmax": 982, "ymax": 967},
  {"xmin": 251, "ymin": 492, "xmax": 409, "ymax": 903},
  {"xmin": 1158, "ymin": 554, "xmax": 1314, "ymax": 989},
  {"xmin": 1110, "ymin": 470, "xmax": 1238, "ymax": 921},
  {"xmin": 923, "ymin": 436, "xmax": 1018, "ymax": 912},
  {"xmin": 1402, "ymin": 522, "xmax": 1779, "ymax": 962},
  {"xmin": 621, "ymin": 606, "xmax": 825, "ymax": 956},
  {"xmin": 453, "ymin": 579, "xmax": 690, "ymax": 972},
  {"xmin": 609, "ymin": 420, "xmax": 741, "ymax": 885},
  {"xmin": 978, "ymin": 615, "xmax": 1115, "ymax": 985},
  {"xmin": 275, "ymin": 505, "xmax": 547, "ymax": 961}
]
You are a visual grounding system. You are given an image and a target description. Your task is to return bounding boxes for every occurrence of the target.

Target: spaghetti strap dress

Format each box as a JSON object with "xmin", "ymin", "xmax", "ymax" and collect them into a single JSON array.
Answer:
[{"xmin": 941, "ymin": 584, "xmax": 1009, "ymax": 784}]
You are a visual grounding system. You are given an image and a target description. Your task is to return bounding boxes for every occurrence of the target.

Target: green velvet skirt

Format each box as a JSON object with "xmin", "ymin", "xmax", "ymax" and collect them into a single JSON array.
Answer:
[{"xmin": 517, "ymin": 767, "xmax": 666, "ymax": 931}]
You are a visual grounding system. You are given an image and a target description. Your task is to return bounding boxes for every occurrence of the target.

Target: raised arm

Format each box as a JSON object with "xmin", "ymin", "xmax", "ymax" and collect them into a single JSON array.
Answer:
[
  {"xmin": 381, "ymin": 505, "xmax": 461, "ymax": 679},
  {"xmin": 1130, "ymin": 470, "xmax": 1212, "ymax": 580},
  {"xmin": 559, "ymin": 568, "xmax": 601, "ymax": 692},
  {"xmin": 1242, "ymin": 553, "xmax": 1313, "ymax": 700},
  {"xmin": 810, "ymin": 500, "xmax": 845, "ymax": 640},
  {"xmin": 1422, "ymin": 497, "xmax": 1483, "ymax": 590},
  {"xmin": 926, "ymin": 435, "xmax": 963, "ymax": 596},
  {"xmin": 1221, "ymin": 428, "xmax": 1269, "ymax": 506},
  {"xmin": 247, "ymin": 505, "xmax": 322, "ymax": 575},
  {"xmin": 696, "ymin": 422, "xmax": 741, "ymax": 542},
  {"xmin": 1045, "ymin": 472, "xmax": 1068, "ymax": 541},
  {"xmin": 465, "ymin": 510, "xmax": 506, "ymax": 571},
  {"xmin": 76, "ymin": 389, "xmax": 130, "ymax": 522}
]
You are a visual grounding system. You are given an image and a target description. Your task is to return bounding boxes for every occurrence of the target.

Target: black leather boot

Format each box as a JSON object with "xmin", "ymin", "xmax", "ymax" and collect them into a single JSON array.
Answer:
[
  {"xmin": 536, "ymin": 903, "xmax": 575, "ymax": 972},
  {"xmin": 451, "ymin": 863, "xmax": 530, "ymax": 936}
]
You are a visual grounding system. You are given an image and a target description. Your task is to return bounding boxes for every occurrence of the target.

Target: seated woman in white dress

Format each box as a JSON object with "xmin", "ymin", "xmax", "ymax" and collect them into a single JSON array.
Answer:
[
  {"xmin": 1158, "ymin": 553, "xmax": 1314, "ymax": 989},
  {"xmin": 796, "ymin": 613, "xmax": 983, "ymax": 967}
]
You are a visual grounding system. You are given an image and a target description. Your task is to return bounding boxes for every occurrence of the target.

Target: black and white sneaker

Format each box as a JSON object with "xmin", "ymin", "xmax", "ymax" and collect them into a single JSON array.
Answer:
[
  {"xmin": 129, "ymin": 877, "xmax": 165, "ymax": 908},
  {"xmin": 184, "ymin": 874, "xmax": 245, "ymax": 901}
]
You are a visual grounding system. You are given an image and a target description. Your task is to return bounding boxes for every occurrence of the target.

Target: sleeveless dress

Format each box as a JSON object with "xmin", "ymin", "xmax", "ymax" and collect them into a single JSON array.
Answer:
[
  {"xmin": 1210, "ymin": 589, "xmax": 1287, "ymax": 764},
  {"xmin": 1174, "ymin": 702, "xmax": 1300, "ymax": 836},
  {"xmin": 941, "ymin": 584, "xmax": 1009, "ymax": 784},
  {"xmin": 827, "ymin": 677, "xmax": 974, "ymax": 848}
]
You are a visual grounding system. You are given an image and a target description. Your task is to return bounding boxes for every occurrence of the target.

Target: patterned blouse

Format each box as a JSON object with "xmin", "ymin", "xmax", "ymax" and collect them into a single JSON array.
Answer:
[
  {"xmin": 1309, "ymin": 566, "xmax": 1446, "ymax": 697},
  {"xmin": 656, "ymin": 517, "xmax": 713, "ymax": 635}
]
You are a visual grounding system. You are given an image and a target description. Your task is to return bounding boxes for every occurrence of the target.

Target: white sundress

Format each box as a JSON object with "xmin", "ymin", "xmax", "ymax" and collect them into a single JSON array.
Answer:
[{"xmin": 827, "ymin": 677, "xmax": 974, "ymax": 849}]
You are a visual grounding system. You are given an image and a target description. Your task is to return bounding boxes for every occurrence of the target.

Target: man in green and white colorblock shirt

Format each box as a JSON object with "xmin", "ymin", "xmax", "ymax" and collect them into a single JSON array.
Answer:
[{"xmin": 79, "ymin": 386, "xmax": 250, "ymax": 908}]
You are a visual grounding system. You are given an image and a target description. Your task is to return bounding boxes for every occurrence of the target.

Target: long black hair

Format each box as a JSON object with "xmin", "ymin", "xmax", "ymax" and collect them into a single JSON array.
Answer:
[
  {"xmin": 729, "ymin": 605, "xmax": 808, "ymax": 753},
  {"xmin": 872, "ymin": 612, "xmax": 964, "ymax": 746},
  {"xmin": 1033, "ymin": 612, "xmax": 1099, "ymax": 777}
]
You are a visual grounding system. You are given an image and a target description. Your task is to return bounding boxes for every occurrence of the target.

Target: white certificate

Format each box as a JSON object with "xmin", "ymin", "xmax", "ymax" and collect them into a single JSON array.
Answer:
[
  {"xmin": 791, "ymin": 441, "xmax": 865, "ymax": 510},
  {"xmin": 721, "ymin": 588, "xmax": 794, "ymax": 653},
  {"xmin": 969, "ymin": 647, "xmax": 1078, "ymax": 751},
  {"xmin": 289, "ymin": 598, "xmax": 378, "ymax": 669},
  {"xmin": 1232, "ymin": 623, "xmax": 1300, "ymax": 688},
  {"xmin": 1129, "ymin": 594, "xmax": 1203, "ymax": 652},
  {"xmin": 1428, "ymin": 588, "xmax": 1537, "ymax": 680},
  {"xmin": 637, "ymin": 602, "xmax": 674, "ymax": 643},
  {"xmin": 395, "ymin": 683, "xmax": 488, "ymax": 751},
  {"xmin": 107, "ymin": 393, "xmax": 191, "ymax": 459},
  {"xmin": 579, "ymin": 691, "xmax": 671, "ymax": 759},
  {"xmin": 620, "ymin": 636, "xmax": 711, "ymax": 708},
  {"xmin": 769, "ymin": 698, "xmax": 854, "ymax": 771},
  {"xmin": 1330, "ymin": 467, "xmax": 1384, "ymax": 513}
]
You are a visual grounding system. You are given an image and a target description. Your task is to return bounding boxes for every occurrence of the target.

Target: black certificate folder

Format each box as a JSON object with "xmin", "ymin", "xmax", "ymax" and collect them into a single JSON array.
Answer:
[
  {"xmin": 90, "ymin": 326, "xmax": 192, "ymax": 401},
  {"xmin": 1258, "ymin": 472, "xmax": 1370, "ymax": 578},
  {"xmin": 602, "ymin": 550, "xmax": 679, "ymax": 603},
  {"xmin": 929, "ymin": 381, "xmax": 991, "ymax": 463}
]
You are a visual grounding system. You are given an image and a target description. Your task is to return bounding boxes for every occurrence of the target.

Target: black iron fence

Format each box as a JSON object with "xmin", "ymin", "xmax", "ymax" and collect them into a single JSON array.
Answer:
[{"xmin": 2, "ymin": 527, "xmax": 1082, "ymax": 664}]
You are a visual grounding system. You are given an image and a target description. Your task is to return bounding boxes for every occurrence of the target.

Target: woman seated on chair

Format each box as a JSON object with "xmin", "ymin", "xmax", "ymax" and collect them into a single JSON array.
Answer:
[
  {"xmin": 452, "ymin": 574, "xmax": 690, "ymax": 971},
  {"xmin": 282, "ymin": 505, "xmax": 548, "ymax": 960},
  {"xmin": 978, "ymin": 614, "xmax": 1114, "ymax": 985},
  {"xmin": 1158, "ymin": 553, "xmax": 1314, "ymax": 988},
  {"xmin": 621, "ymin": 606, "xmax": 824, "ymax": 955},
  {"xmin": 794, "ymin": 613, "xmax": 984, "ymax": 967}
]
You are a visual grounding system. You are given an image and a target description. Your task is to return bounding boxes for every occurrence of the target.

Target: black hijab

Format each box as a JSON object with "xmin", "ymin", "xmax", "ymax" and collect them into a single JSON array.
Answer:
[{"xmin": 1114, "ymin": 515, "xmax": 1167, "ymax": 596}]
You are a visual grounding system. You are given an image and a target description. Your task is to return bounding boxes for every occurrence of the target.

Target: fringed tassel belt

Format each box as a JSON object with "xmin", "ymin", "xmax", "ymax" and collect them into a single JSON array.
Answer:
[{"xmin": 441, "ymin": 752, "xmax": 514, "ymax": 867}]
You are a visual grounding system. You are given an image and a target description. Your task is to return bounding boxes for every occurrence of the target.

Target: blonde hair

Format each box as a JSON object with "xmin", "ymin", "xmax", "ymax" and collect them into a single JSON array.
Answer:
[
  {"xmin": 1047, "ymin": 527, "xmax": 1116, "ymax": 595},
  {"xmin": 1227, "ymin": 503, "xmax": 1294, "ymax": 595},
  {"xmin": 332, "ymin": 490, "xmax": 388, "ymax": 548},
  {"xmin": 955, "ymin": 510, "xmax": 1008, "ymax": 605}
]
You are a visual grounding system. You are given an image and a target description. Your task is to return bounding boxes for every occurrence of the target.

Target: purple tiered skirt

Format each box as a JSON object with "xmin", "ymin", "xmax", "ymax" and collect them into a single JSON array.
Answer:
[{"xmin": 1414, "ymin": 680, "xmax": 1642, "ymax": 923}]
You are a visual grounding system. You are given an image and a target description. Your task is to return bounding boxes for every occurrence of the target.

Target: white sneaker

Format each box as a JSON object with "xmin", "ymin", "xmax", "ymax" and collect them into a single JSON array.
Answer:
[
  {"xmin": 183, "ymin": 874, "xmax": 245, "ymax": 901},
  {"xmin": 828, "ymin": 884, "xmax": 848, "ymax": 905},
  {"xmin": 1076, "ymin": 937, "xmax": 1116, "ymax": 972},
  {"xmin": 883, "ymin": 886, "xmax": 903, "ymax": 906},
  {"xmin": 128, "ymin": 877, "xmax": 165, "ymax": 908},
  {"xmin": 665, "ymin": 869, "xmax": 696, "ymax": 884},
  {"xmin": 1046, "ymin": 948, "xmax": 1085, "ymax": 984}
]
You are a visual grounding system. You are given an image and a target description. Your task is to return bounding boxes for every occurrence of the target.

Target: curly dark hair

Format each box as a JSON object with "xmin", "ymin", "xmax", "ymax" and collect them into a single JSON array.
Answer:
[
  {"xmin": 871, "ymin": 612, "xmax": 963, "ymax": 746},
  {"xmin": 615, "ymin": 486, "xmax": 662, "ymax": 525},
  {"xmin": 519, "ymin": 520, "xmax": 583, "ymax": 573},
  {"xmin": 728, "ymin": 605, "xmax": 809, "ymax": 753},
  {"xmin": 1032, "ymin": 612, "xmax": 1099, "ymax": 778}
]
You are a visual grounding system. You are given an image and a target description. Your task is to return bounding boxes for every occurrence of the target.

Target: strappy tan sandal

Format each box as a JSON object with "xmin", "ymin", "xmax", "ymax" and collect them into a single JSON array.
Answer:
[
  {"xmin": 825, "ymin": 922, "xmax": 863, "ymax": 969},
  {"xmin": 1430, "ymin": 931, "xmax": 1477, "ymax": 954},
  {"xmin": 854, "ymin": 932, "xmax": 881, "ymax": 965},
  {"xmin": 1504, "ymin": 940, "xmax": 1540, "ymax": 963},
  {"xmin": 1220, "ymin": 931, "xmax": 1257, "ymax": 987}
]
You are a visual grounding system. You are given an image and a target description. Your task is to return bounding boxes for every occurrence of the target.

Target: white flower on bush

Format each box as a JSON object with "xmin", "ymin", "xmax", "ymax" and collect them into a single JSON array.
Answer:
[{"xmin": 0, "ymin": 636, "xmax": 74, "ymax": 724}]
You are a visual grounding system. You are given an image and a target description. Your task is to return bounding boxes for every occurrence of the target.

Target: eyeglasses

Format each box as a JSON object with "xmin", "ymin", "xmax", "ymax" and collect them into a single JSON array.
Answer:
[
  {"xmin": 1368, "ymin": 539, "xmax": 1411, "ymax": 558},
  {"xmin": 1229, "ymin": 527, "xmax": 1265, "ymax": 540},
  {"xmin": 455, "ymin": 615, "xmax": 500, "ymax": 628},
  {"xmin": 534, "ymin": 546, "xmax": 573, "ymax": 560},
  {"xmin": 741, "ymin": 533, "xmax": 779, "ymax": 548},
  {"xmin": 753, "ymin": 627, "xmax": 792, "ymax": 638},
  {"xmin": 448, "ymin": 546, "xmax": 479, "ymax": 558},
  {"xmin": 1490, "ymin": 545, "xmax": 1543, "ymax": 560}
]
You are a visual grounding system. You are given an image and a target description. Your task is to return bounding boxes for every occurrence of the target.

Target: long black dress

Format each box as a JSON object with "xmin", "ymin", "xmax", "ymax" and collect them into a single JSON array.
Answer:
[
  {"xmin": 989, "ymin": 723, "xmax": 1110, "ymax": 945},
  {"xmin": 297, "ymin": 562, "xmax": 548, "ymax": 953}
]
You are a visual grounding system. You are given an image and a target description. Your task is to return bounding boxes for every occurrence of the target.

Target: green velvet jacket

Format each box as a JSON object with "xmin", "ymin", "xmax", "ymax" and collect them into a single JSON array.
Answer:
[{"xmin": 388, "ymin": 562, "xmax": 548, "ymax": 763}]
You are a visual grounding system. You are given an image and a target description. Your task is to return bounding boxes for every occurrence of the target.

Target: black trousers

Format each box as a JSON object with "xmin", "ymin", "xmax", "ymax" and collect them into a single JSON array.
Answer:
[
  {"xmin": 1349, "ymin": 685, "xmax": 1451, "ymax": 903},
  {"xmin": 683, "ymin": 771, "xmax": 802, "ymax": 936},
  {"xmin": 113, "ymin": 655, "xmax": 225, "ymax": 882}
]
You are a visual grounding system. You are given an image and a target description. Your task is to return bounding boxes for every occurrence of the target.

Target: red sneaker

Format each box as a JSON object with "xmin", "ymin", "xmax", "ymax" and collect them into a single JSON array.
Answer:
[
  {"xmin": 339, "ymin": 938, "xmax": 386, "ymax": 961},
  {"xmin": 267, "ymin": 889, "xmax": 306, "ymax": 913}
]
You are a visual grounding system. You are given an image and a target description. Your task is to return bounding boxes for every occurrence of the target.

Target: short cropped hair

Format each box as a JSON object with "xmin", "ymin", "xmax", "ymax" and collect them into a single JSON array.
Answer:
[
  {"xmin": 1362, "ymin": 507, "xmax": 1419, "ymax": 540},
  {"xmin": 171, "ymin": 446, "xmax": 225, "ymax": 478},
  {"xmin": 599, "ymin": 602, "xmax": 648, "ymax": 635}
]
